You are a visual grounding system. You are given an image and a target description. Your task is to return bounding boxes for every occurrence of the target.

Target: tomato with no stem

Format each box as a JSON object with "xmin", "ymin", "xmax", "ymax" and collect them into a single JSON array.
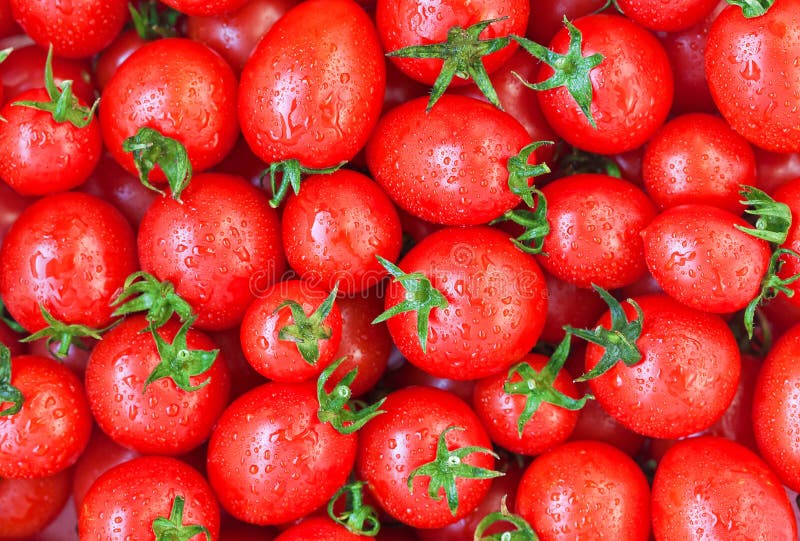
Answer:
[
  {"xmin": 160, "ymin": 0, "xmax": 248, "ymax": 16},
  {"xmin": 71, "ymin": 428, "xmax": 140, "ymax": 508},
  {"xmin": 275, "ymin": 517, "xmax": 368, "ymax": 541},
  {"xmin": 615, "ymin": 0, "xmax": 718, "ymax": 31},
  {"xmin": 0, "ymin": 470, "xmax": 71, "ymax": 538}
]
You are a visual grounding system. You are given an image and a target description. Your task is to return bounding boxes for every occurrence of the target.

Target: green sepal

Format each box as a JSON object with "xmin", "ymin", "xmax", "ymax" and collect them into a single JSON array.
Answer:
[
  {"xmin": 13, "ymin": 45, "xmax": 100, "ymax": 128},
  {"xmin": 317, "ymin": 357, "xmax": 385, "ymax": 434},
  {"xmin": 327, "ymin": 481, "xmax": 381, "ymax": 537},
  {"xmin": 490, "ymin": 189, "xmax": 550, "ymax": 255},
  {"xmin": 473, "ymin": 496, "xmax": 539, "ymax": 541},
  {"xmin": 726, "ymin": 0, "xmax": 775, "ymax": 17},
  {"xmin": 407, "ymin": 426, "xmax": 503, "ymax": 516},
  {"xmin": 111, "ymin": 271, "xmax": 195, "ymax": 332},
  {"xmin": 152, "ymin": 495, "xmax": 211, "ymax": 541},
  {"xmin": 0, "ymin": 297, "xmax": 25, "ymax": 335},
  {"xmin": 275, "ymin": 283, "xmax": 339, "ymax": 365},
  {"xmin": 261, "ymin": 159, "xmax": 346, "ymax": 208},
  {"xmin": 566, "ymin": 285, "xmax": 644, "ymax": 382},
  {"xmin": 122, "ymin": 127, "xmax": 193, "ymax": 202},
  {"xmin": 507, "ymin": 141, "xmax": 553, "ymax": 207},
  {"xmin": 743, "ymin": 248, "xmax": 800, "ymax": 339},
  {"xmin": 0, "ymin": 344, "xmax": 23, "ymax": 417},
  {"xmin": 504, "ymin": 334, "xmax": 592, "ymax": 437},
  {"xmin": 372, "ymin": 256, "xmax": 448, "ymax": 352},
  {"xmin": 512, "ymin": 18, "xmax": 604, "ymax": 128},
  {"xmin": 386, "ymin": 18, "xmax": 511, "ymax": 111},
  {"xmin": 20, "ymin": 305, "xmax": 104, "ymax": 359},
  {"xmin": 129, "ymin": 0, "xmax": 180, "ymax": 40},
  {"xmin": 735, "ymin": 185, "xmax": 792, "ymax": 245},
  {"xmin": 143, "ymin": 316, "xmax": 218, "ymax": 393}
]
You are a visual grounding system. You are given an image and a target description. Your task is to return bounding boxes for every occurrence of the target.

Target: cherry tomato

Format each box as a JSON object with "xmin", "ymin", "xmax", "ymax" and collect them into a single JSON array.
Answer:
[{"xmin": 0, "ymin": 469, "xmax": 71, "ymax": 538}]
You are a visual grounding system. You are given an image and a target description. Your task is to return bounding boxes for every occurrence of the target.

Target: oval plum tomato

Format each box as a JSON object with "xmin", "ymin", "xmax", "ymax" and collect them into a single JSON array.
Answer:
[
  {"xmin": 706, "ymin": 0, "xmax": 800, "ymax": 152},
  {"xmin": 282, "ymin": 169, "xmax": 402, "ymax": 294},
  {"xmin": 0, "ymin": 88, "xmax": 101, "ymax": 196},
  {"xmin": 539, "ymin": 174, "xmax": 657, "ymax": 290},
  {"xmin": 585, "ymin": 294, "xmax": 740, "ymax": 439},
  {"xmin": 241, "ymin": 279, "xmax": 342, "ymax": 383},
  {"xmin": 616, "ymin": 0, "xmax": 718, "ymax": 31},
  {"xmin": 773, "ymin": 177, "xmax": 800, "ymax": 308},
  {"xmin": 206, "ymin": 381, "xmax": 356, "ymax": 525},
  {"xmin": 138, "ymin": 172, "xmax": 285, "ymax": 331},
  {"xmin": 366, "ymin": 95, "xmax": 542, "ymax": 225},
  {"xmin": 160, "ymin": 0, "xmax": 248, "ymax": 16},
  {"xmin": 0, "ymin": 469, "xmax": 71, "ymax": 538},
  {"xmin": 79, "ymin": 456, "xmax": 220, "ymax": 541},
  {"xmin": 10, "ymin": 0, "xmax": 128, "ymax": 58},
  {"xmin": 0, "ymin": 353, "xmax": 92, "ymax": 478},
  {"xmin": 101, "ymin": 38, "xmax": 239, "ymax": 179},
  {"xmin": 71, "ymin": 428, "xmax": 140, "ymax": 508},
  {"xmin": 652, "ymin": 437, "xmax": 797, "ymax": 540},
  {"xmin": 516, "ymin": 440, "xmax": 650, "ymax": 541},
  {"xmin": 85, "ymin": 315, "xmax": 230, "ymax": 455},
  {"xmin": 641, "ymin": 204, "xmax": 771, "ymax": 314},
  {"xmin": 642, "ymin": 113, "xmax": 757, "ymax": 213},
  {"xmin": 0, "ymin": 192, "xmax": 137, "ymax": 333},
  {"xmin": 275, "ymin": 516, "xmax": 368, "ymax": 541},
  {"xmin": 380, "ymin": 226, "xmax": 547, "ymax": 381},
  {"xmin": 238, "ymin": 0, "xmax": 385, "ymax": 170},
  {"xmin": 753, "ymin": 322, "xmax": 800, "ymax": 492},
  {"xmin": 535, "ymin": 14, "xmax": 673, "ymax": 155},
  {"xmin": 357, "ymin": 386, "xmax": 498, "ymax": 529}
]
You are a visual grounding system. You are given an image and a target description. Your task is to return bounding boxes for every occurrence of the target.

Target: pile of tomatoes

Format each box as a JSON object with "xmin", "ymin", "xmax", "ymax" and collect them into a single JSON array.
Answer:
[{"xmin": 2, "ymin": 0, "xmax": 800, "ymax": 539}]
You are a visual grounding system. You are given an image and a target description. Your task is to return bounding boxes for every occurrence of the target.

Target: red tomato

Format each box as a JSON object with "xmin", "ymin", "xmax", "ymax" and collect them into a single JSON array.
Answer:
[
  {"xmin": 0, "ymin": 181, "xmax": 33, "ymax": 246},
  {"xmin": 525, "ymin": 0, "xmax": 605, "ymax": 46},
  {"xmin": 0, "ymin": 469, "xmax": 71, "ymax": 538},
  {"xmin": 755, "ymin": 148, "xmax": 800, "ymax": 195},
  {"xmin": 652, "ymin": 437, "xmax": 797, "ymax": 539},
  {"xmin": 616, "ymin": 0, "xmax": 718, "ymax": 31},
  {"xmin": 538, "ymin": 270, "xmax": 607, "ymax": 343},
  {"xmin": 92, "ymin": 29, "xmax": 147, "ymax": 91},
  {"xmin": 275, "ymin": 516, "xmax": 368, "ymax": 541},
  {"xmin": 160, "ymin": 0, "xmax": 248, "ymax": 16},
  {"xmin": 71, "ymin": 428, "xmax": 140, "ymax": 508},
  {"xmin": 568, "ymin": 397, "xmax": 645, "ymax": 457}
]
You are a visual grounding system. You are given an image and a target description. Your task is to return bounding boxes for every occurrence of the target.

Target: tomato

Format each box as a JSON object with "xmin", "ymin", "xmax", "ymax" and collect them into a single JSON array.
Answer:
[
  {"xmin": 706, "ymin": 0, "xmax": 800, "ymax": 152},
  {"xmin": 641, "ymin": 204, "xmax": 771, "ymax": 314},
  {"xmin": 642, "ymin": 113, "xmax": 757, "ymax": 213},
  {"xmin": 93, "ymin": 29, "xmax": 147, "ymax": 91},
  {"xmin": 282, "ymin": 169, "xmax": 402, "ymax": 294},
  {"xmin": 357, "ymin": 386, "xmax": 497, "ymax": 529},
  {"xmin": 367, "ymin": 95, "xmax": 542, "ymax": 226},
  {"xmin": 79, "ymin": 456, "xmax": 220, "ymax": 541},
  {"xmin": 138, "ymin": 173, "xmax": 285, "ymax": 331},
  {"xmin": 275, "ymin": 516, "xmax": 368, "ymax": 541},
  {"xmin": 773, "ymin": 177, "xmax": 800, "ymax": 307},
  {"xmin": 160, "ymin": 0, "xmax": 248, "ymax": 16},
  {"xmin": 616, "ymin": 0, "xmax": 718, "ymax": 31},
  {"xmin": 755, "ymin": 148, "xmax": 800, "ymax": 195},
  {"xmin": 539, "ymin": 174, "xmax": 657, "ymax": 290},
  {"xmin": 525, "ymin": 0, "xmax": 605, "ymax": 46},
  {"xmin": 0, "ymin": 354, "xmax": 92, "ymax": 478},
  {"xmin": 101, "ymin": 38, "xmax": 239, "ymax": 179},
  {"xmin": 380, "ymin": 226, "xmax": 547, "ymax": 381},
  {"xmin": 0, "ymin": 181, "xmax": 33, "ymax": 246},
  {"xmin": 207, "ymin": 381, "xmax": 356, "ymax": 525},
  {"xmin": 652, "ymin": 436, "xmax": 797, "ymax": 540},
  {"xmin": 0, "ymin": 0, "xmax": 19, "ymax": 38},
  {"xmin": 71, "ymin": 428, "xmax": 140, "ymax": 508},
  {"xmin": 238, "ymin": 0, "xmax": 385, "ymax": 169},
  {"xmin": 0, "ymin": 469, "xmax": 71, "ymax": 538}
]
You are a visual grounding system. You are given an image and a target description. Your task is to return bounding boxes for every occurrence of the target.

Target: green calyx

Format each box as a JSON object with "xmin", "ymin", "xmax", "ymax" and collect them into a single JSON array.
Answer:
[
  {"xmin": 744, "ymin": 248, "xmax": 800, "ymax": 339},
  {"xmin": 317, "ymin": 357, "xmax": 385, "ymax": 434},
  {"xmin": 327, "ymin": 481, "xmax": 381, "ymax": 537},
  {"xmin": 129, "ymin": 0, "xmax": 180, "ymax": 40},
  {"xmin": 123, "ymin": 127, "xmax": 193, "ymax": 203},
  {"xmin": 407, "ymin": 425, "xmax": 503, "ymax": 516},
  {"xmin": 143, "ymin": 316, "xmax": 219, "ymax": 393},
  {"xmin": 262, "ymin": 159, "xmax": 346, "ymax": 208},
  {"xmin": 13, "ymin": 45, "xmax": 99, "ymax": 128},
  {"xmin": 372, "ymin": 256, "xmax": 448, "ymax": 353},
  {"xmin": 387, "ymin": 18, "xmax": 511, "ymax": 111},
  {"xmin": 504, "ymin": 334, "xmax": 592, "ymax": 437},
  {"xmin": 20, "ymin": 305, "xmax": 104, "ymax": 359},
  {"xmin": 735, "ymin": 185, "xmax": 792, "ymax": 245},
  {"xmin": 566, "ymin": 285, "xmax": 644, "ymax": 382},
  {"xmin": 473, "ymin": 496, "xmax": 539, "ymax": 541},
  {"xmin": 726, "ymin": 0, "xmax": 775, "ymax": 17},
  {"xmin": 512, "ymin": 18, "xmax": 604, "ymax": 128},
  {"xmin": 275, "ymin": 283, "xmax": 339, "ymax": 365},
  {"xmin": 0, "ymin": 344, "xmax": 23, "ymax": 417},
  {"xmin": 491, "ymin": 189, "xmax": 550, "ymax": 255},
  {"xmin": 111, "ymin": 271, "xmax": 195, "ymax": 332},
  {"xmin": 152, "ymin": 495, "xmax": 211, "ymax": 541},
  {"xmin": 507, "ymin": 141, "xmax": 553, "ymax": 207}
]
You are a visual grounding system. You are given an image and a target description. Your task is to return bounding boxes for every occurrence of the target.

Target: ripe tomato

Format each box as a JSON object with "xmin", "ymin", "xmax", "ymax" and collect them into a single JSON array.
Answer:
[
  {"xmin": 615, "ymin": 0, "xmax": 718, "ymax": 31},
  {"xmin": 0, "ymin": 470, "xmax": 71, "ymax": 538},
  {"xmin": 71, "ymin": 428, "xmax": 140, "ymax": 508},
  {"xmin": 275, "ymin": 516, "xmax": 368, "ymax": 541},
  {"xmin": 93, "ymin": 29, "xmax": 147, "ymax": 91}
]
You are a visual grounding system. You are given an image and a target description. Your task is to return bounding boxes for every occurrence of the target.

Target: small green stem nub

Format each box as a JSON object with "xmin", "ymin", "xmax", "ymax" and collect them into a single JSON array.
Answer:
[
  {"xmin": 262, "ymin": 159, "xmax": 346, "ymax": 208},
  {"xmin": 275, "ymin": 283, "xmax": 339, "ymax": 365},
  {"xmin": 152, "ymin": 495, "xmax": 211, "ymax": 541},
  {"xmin": 473, "ymin": 496, "xmax": 540, "ymax": 541},
  {"xmin": 743, "ymin": 248, "xmax": 800, "ymax": 339},
  {"xmin": 123, "ymin": 127, "xmax": 193, "ymax": 202},
  {"xmin": 111, "ymin": 271, "xmax": 195, "ymax": 332},
  {"xmin": 317, "ymin": 357, "xmax": 385, "ymax": 434},
  {"xmin": 735, "ymin": 185, "xmax": 792, "ymax": 245},
  {"xmin": 491, "ymin": 189, "xmax": 550, "ymax": 255},
  {"xmin": 327, "ymin": 481, "xmax": 382, "ymax": 537},
  {"xmin": 726, "ymin": 0, "xmax": 775, "ymax": 17},
  {"xmin": 0, "ymin": 344, "xmax": 23, "ymax": 417},
  {"xmin": 143, "ymin": 316, "xmax": 219, "ymax": 393},
  {"xmin": 20, "ymin": 305, "xmax": 104, "ymax": 360}
]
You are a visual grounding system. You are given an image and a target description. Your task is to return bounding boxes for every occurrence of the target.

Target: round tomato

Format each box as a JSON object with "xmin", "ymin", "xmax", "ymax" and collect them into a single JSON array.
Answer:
[
  {"xmin": 616, "ymin": 0, "xmax": 718, "ymax": 31},
  {"xmin": 71, "ymin": 428, "xmax": 140, "ymax": 508},
  {"xmin": 0, "ymin": 470, "xmax": 71, "ymax": 538},
  {"xmin": 161, "ymin": 0, "xmax": 248, "ymax": 16},
  {"xmin": 275, "ymin": 516, "xmax": 368, "ymax": 541}
]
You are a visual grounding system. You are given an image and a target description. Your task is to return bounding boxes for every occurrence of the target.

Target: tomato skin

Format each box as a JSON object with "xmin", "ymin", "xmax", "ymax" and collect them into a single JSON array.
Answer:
[
  {"xmin": 586, "ymin": 294, "xmax": 740, "ymax": 439},
  {"xmin": 642, "ymin": 204, "xmax": 770, "ymax": 314},
  {"xmin": 0, "ymin": 88, "xmax": 101, "ymax": 196},
  {"xmin": 516, "ymin": 440, "xmax": 650, "ymax": 540},
  {"xmin": 357, "ymin": 386, "xmax": 496, "ymax": 529},
  {"xmin": 138, "ymin": 173, "xmax": 285, "ymax": 331},
  {"xmin": 706, "ymin": 0, "xmax": 800, "ymax": 152},
  {"xmin": 282, "ymin": 170, "xmax": 402, "ymax": 294},
  {"xmin": 71, "ymin": 428, "xmax": 140, "ymax": 509},
  {"xmin": 79, "ymin": 456, "xmax": 220, "ymax": 541},
  {"xmin": 652, "ymin": 437, "xmax": 797, "ymax": 540},
  {"xmin": 0, "ymin": 192, "xmax": 137, "ymax": 333},
  {"xmin": 101, "ymin": 38, "xmax": 239, "ymax": 179},
  {"xmin": 525, "ymin": 0, "xmax": 605, "ymax": 47},
  {"xmin": 275, "ymin": 516, "xmax": 368, "ymax": 541},
  {"xmin": 537, "ymin": 14, "xmax": 673, "ymax": 155},
  {"xmin": 383, "ymin": 226, "xmax": 547, "ymax": 381},
  {"xmin": 773, "ymin": 178, "xmax": 800, "ymax": 308},
  {"xmin": 539, "ymin": 271, "xmax": 607, "ymax": 344},
  {"xmin": 161, "ymin": 0, "xmax": 248, "ymax": 16},
  {"xmin": 539, "ymin": 174, "xmax": 657, "ymax": 290},
  {"xmin": 207, "ymin": 381, "xmax": 356, "ymax": 525},
  {"xmin": 93, "ymin": 29, "xmax": 147, "ymax": 91},
  {"xmin": 568, "ymin": 397, "xmax": 645, "ymax": 457},
  {"xmin": 616, "ymin": 0, "xmax": 718, "ymax": 31},
  {"xmin": 0, "ymin": 469, "xmax": 71, "ymax": 538},
  {"xmin": 0, "ymin": 355, "xmax": 92, "ymax": 479},
  {"xmin": 367, "ymin": 95, "xmax": 536, "ymax": 225},
  {"xmin": 238, "ymin": 0, "xmax": 385, "ymax": 168}
]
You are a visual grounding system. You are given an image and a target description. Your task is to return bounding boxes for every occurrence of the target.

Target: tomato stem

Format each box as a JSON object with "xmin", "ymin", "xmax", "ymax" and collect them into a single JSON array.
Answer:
[
  {"xmin": 327, "ymin": 481, "xmax": 382, "ymax": 537},
  {"xmin": 143, "ymin": 316, "xmax": 219, "ymax": 393},
  {"xmin": 151, "ymin": 495, "xmax": 211, "ymax": 541},
  {"xmin": 726, "ymin": 0, "xmax": 775, "ymax": 18},
  {"xmin": 0, "ymin": 344, "xmax": 23, "ymax": 417},
  {"xmin": 262, "ymin": 159, "xmax": 346, "ymax": 208},
  {"xmin": 743, "ymin": 248, "xmax": 800, "ymax": 339},
  {"xmin": 491, "ymin": 190, "xmax": 550, "ymax": 255},
  {"xmin": 20, "ymin": 305, "xmax": 104, "ymax": 360},
  {"xmin": 473, "ymin": 495, "xmax": 540, "ymax": 541},
  {"xmin": 507, "ymin": 140, "xmax": 553, "ymax": 207},
  {"xmin": 123, "ymin": 127, "xmax": 193, "ymax": 203},
  {"xmin": 317, "ymin": 357, "xmax": 385, "ymax": 434},
  {"xmin": 111, "ymin": 271, "xmax": 195, "ymax": 332},
  {"xmin": 275, "ymin": 283, "xmax": 339, "ymax": 365},
  {"xmin": 735, "ymin": 185, "xmax": 792, "ymax": 245},
  {"xmin": 129, "ymin": 0, "xmax": 180, "ymax": 40}
]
